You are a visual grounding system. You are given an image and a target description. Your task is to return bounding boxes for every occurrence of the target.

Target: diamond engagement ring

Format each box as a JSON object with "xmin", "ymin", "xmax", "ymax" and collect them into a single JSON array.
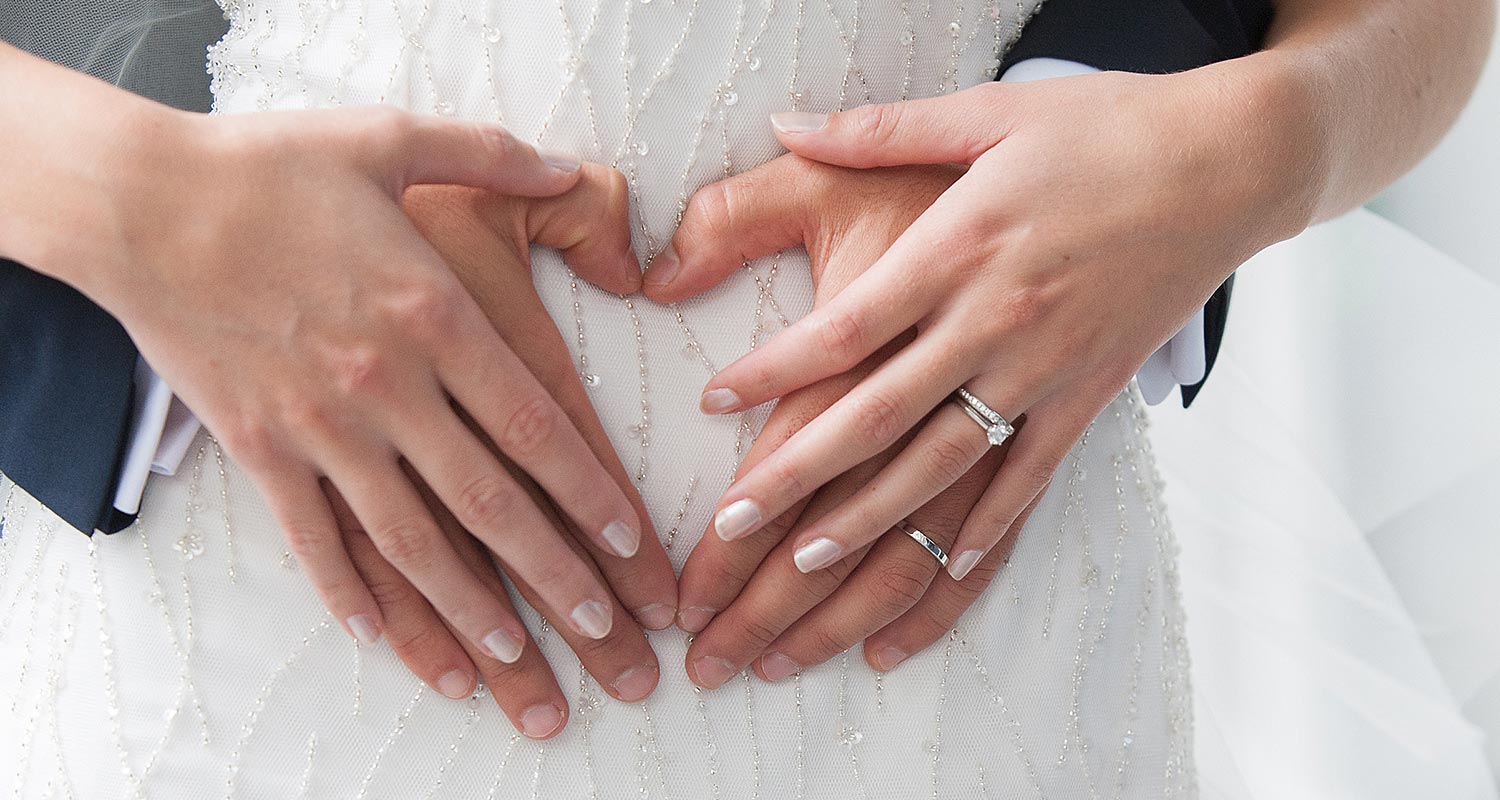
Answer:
[
  {"xmin": 952, "ymin": 387, "xmax": 1015, "ymax": 447},
  {"xmin": 897, "ymin": 520, "xmax": 948, "ymax": 567}
]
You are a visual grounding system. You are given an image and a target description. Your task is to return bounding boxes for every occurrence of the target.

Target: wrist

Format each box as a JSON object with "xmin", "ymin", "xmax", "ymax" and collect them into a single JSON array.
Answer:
[{"xmin": 1171, "ymin": 52, "xmax": 1332, "ymax": 250}]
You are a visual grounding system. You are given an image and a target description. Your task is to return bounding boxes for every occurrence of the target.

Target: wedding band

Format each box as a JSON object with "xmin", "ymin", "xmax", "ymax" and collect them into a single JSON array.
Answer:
[
  {"xmin": 952, "ymin": 387, "xmax": 1015, "ymax": 447},
  {"xmin": 897, "ymin": 520, "xmax": 948, "ymax": 567}
]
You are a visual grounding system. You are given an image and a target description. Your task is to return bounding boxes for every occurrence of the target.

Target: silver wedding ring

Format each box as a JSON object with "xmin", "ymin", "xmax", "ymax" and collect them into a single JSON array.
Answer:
[
  {"xmin": 898, "ymin": 520, "xmax": 948, "ymax": 567},
  {"xmin": 952, "ymin": 386, "xmax": 1015, "ymax": 448}
]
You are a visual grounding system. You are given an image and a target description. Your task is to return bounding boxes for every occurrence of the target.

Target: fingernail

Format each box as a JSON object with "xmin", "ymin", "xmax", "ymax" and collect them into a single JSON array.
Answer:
[
  {"xmin": 713, "ymin": 498, "xmax": 763, "ymax": 540},
  {"xmin": 770, "ymin": 111, "xmax": 829, "ymax": 133},
  {"xmin": 610, "ymin": 665, "xmax": 659, "ymax": 702},
  {"xmin": 677, "ymin": 606, "xmax": 718, "ymax": 633},
  {"xmin": 437, "ymin": 669, "xmax": 474, "ymax": 699},
  {"xmin": 872, "ymin": 645, "xmax": 908, "ymax": 671},
  {"xmin": 693, "ymin": 655, "xmax": 739, "ymax": 689},
  {"xmin": 759, "ymin": 652, "xmax": 800, "ymax": 682},
  {"xmin": 700, "ymin": 388, "xmax": 743, "ymax": 415},
  {"xmin": 947, "ymin": 549, "xmax": 984, "ymax": 582},
  {"xmin": 644, "ymin": 246, "xmax": 681, "ymax": 288},
  {"xmin": 570, "ymin": 599, "xmax": 613, "ymax": 639},
  {"xmin": 482, "ymin": 628, "xmax": 524, "ymax": 664},
  {"xmin": 601, "ymin": 519, "xmax": 641, "ymax": 558},
  {"xmin": 793, "ymin": 537, "xmax": 843, "ymax": 573},
  {"xmin": 537, "ymin": 147, "xmax": 581, "ymax": 174},
  {"xmin": 346, "ymin": 614, "xmax": 380, "ymax": 646},
  {"xmin": 635, "ymin": 603, "xmax": 677, "ymax": 631},
  {"xmin": 520, "ymin": 703, "xmax": 564, "ymax": 739}
]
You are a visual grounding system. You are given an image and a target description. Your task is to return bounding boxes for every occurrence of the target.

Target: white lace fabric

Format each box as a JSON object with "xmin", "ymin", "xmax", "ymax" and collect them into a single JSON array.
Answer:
[{"xmin": 0, "ymin": 2, "xmax": 1198, "ymax": 798}]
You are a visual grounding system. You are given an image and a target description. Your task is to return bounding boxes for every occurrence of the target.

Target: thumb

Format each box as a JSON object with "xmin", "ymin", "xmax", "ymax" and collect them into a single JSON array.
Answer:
[
  {"xmin": 769, "ymin": 84, "xmax": 1010, "ymax": 169},
  {"xmin": 643, "ymin": 155, "xmax": 816, "ymax": 304},
  {"xmin": 390, "ymin": 112, "xmax": 583, "ymax": 197},
  {"xmin": 526, "ymin": 163, "xmax": 642, "ymax": 296}
]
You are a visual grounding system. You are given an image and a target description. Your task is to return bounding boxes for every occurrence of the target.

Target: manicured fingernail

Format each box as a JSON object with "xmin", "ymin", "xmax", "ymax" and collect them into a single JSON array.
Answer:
[
  {"xmin": 635, "ymin": 603, "xmax": 677, "ymax": 630},
  {"xmin": 346, "ymin": 614, "xmax": 380, "ymax": 646},
  {"xmin": 677, "ymin": 606, "xmax": 718, "ymax": 633},
  {"xmin": 520, "ymin": 703, "xmax": 564, "ymax": 738},
  {"xmin": 759, "ymin": 652, "xmax": 800, "ymax": 682},
  {"xmin": 537, "ymin": 147, "xmax": 581, "ymax": 174},
  {"xmin": 693, "ymin": 655, "xmax": 738, "ymax": 688},
  {"xmin": 437, "ymin": 669, "xmax": 474, "ymax": 699},
  {"xmin": 770, "ymin": 111, "xmax": 829, "ymax": 133},
  {"xmin": 571, "ymin": 599, "xmax": 613, "ymax": 639},
  {"xmin": 482, "ymin": 628, "xmax": 524, "ymax": 664},
  {"xmin": 947, "ymin": 549, "xmax": 984, "ymax": 582},
  {"xmin": 793, "ymin": 537, "xmax": 843, "ymax": 573},
  {"xmin": 873, "ymin": 645, "xmax": 908, "ymax": 671},
  {"xmin": 700, "ymin": 388, "xmax": 743, "ymax": 415},
  {"xmin": 645, "ymin": 246, "xmax": 681, "ymax": 288},
  {"xmin": 714, "ymin": 498, "xmax": 763, "ymax": 540},
  {"xmin": 601, "ymin": 519, "xmax": 641, "ymax": 558},
  {"xmin": 610, "ymin": 665, "xmax": 659, "ymax": 702}
]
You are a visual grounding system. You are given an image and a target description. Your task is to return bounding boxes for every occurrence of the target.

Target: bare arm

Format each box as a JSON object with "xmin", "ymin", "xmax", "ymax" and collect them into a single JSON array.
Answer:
[{"xmin": 1230, "ymin": 0, "xmax": 1494, "ymax": 227}]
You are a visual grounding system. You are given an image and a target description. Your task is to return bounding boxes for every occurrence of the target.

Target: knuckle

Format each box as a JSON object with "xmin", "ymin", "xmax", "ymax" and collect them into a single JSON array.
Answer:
[
  {"xmin": 219, "ymin": 417, "xmax": 277, "ymax": 465},
  {"xmin": 387, "ymin": 282, "xmax": 459, "ymax": 344},
  {"xmin": 735, "ymin": 616, "xmax": 783, "ymax": 650},
  {"xmin": 762, "ymin": 458, "xmax": 810, "ymax": 503},
  {"xmin": 873, "ymin": 562, "xmax": 930, "ymax": 611},
  {"xmin": 383, "ymin": 622, "xmax": 446, "ymax": 661},
  {"xmin": 497, "ymin": 395, "xmax": 560, "ymax": 456},
  {"xmin": 454, "ymin": 474, "xmax": 519, "ymax": 532},
  {"xmin": 282, "ymin": 395, "xmax": 346, "ymax": 438},
  {"xmin": 281, "ymin": 523, "xmax": 329, "ymax": 560},
  {"xmin": 997, "ymin": 285, "xmax": 1050, "ymax": 331},
  {"xmin": 851, "ymin": 390, "xmax": 907, "ymax": 449},
  {"xmin": 918, "ymin": 435, "xmax": 976, "ymax": 488},
  {"xmin": 373, "ymin": 517, "xmax": 441, "ymax": 571},
  {"xmin": 364, "ymin": 570, "xmax": 421, "ymax": 611},
  {"xmin": 813, "ymin": 311, "xmax": 867, "ymax": 365},
  {"xmin": 854, "ymin": 103, "xmax": 903, "ymax": 150},
  {"xmin": 682, "ymin": 181, "xmax": 734, "ymax": 241},
  {"xmin": 358, "ymin": 106, "xmax": 415, "ymax": 147},
  {"xmin": 474, "ymin": 124, "xmax": 521, "ymax": 163},
  {"xmin": 1021, "ymin": 458, "xmax": 1061, "ymax": 489},
  {"xmin": 805, "ymin": 627, "xmax": 853, "ymax": 660}
]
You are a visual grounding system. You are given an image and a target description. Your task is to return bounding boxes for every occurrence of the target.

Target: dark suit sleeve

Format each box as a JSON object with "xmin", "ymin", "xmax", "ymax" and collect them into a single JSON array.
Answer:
[
  {"xmin": 999, "ymin": 0, "xmax": 1274, "ymax": 406},
  {"xmin": 0, "ymin": 259, "xmax": 140, "ymax": 534}
]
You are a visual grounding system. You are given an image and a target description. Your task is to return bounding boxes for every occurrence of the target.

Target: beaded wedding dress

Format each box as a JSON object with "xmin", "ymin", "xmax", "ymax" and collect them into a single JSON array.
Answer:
[{"xmin": 0, "ymin": 2, "xmax": 1198, "ymax": 797}]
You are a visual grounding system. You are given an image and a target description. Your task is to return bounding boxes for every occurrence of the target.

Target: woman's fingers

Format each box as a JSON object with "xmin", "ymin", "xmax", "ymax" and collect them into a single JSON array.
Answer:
[
  {"xmin": 768, "ymin": 84, "xmax": 1012, "ymax": 169},
  {"xmin": 947, "ymin": 397, "xmax": 1103, "ymax": 579},
  {"xmin": 525, "ymin": 162, "xmax": 643, "ymax": 296},
  {"xmin": 709, "ymin": 332, "xmax": 973, "ymax": 543},
  {"xmin": 864, "ymin": 492, "xmax": 1040, "ymax": 673},
  {"xmin": 251, "ymin": 464, "xmax": 384, "ymax": 646},
  {"xmin": 335, "ymin": 495, "xmax": 484, "ymax": 700},
  {"xmin": 436, "ymin": 307, "xmax": 644, "ymax": 561},
  {"xmin": 643, "ymin": 155, "xmax": 819, "ymax": 301}
]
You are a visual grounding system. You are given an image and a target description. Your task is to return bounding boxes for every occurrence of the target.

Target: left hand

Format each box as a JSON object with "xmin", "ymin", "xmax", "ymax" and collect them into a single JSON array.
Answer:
[{"xmin": 650, "ymin": 71, "xmax": 1298, "ymax": 578}]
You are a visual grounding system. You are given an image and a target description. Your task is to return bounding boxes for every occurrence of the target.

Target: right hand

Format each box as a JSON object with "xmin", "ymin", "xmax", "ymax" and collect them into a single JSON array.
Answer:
[
  {"xmin": 330, "ymin": 168, "xmax": 679, "ymax": 738},
  {"xmin": 70, "ymin": 106, "xmax": 651, "ymax": 676}
]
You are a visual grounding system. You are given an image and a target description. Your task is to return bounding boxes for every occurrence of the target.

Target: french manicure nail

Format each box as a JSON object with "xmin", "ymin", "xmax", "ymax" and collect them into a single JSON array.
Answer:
[
  {"xmin": 520, "ymin": 703, "xmax": 564, "ymax": 738},
  {"xmin": 635, "ymin": 603, "xmax": 677, "ymax": 630},
  {"xmin": 346, "ymin": 614, "xmax": 380, "ymax": 645},
  {"xmin": 700, "ymin": 388, "xmax": 743, "ymax": 415},
  {"xmin": 770, "ymin": 111, "xmax": 829, "ymax": 133},
  {"xmin": 759, "ymin": 652, "xmax": 800, "ymax": 682},
  {"xmin": 714, "ymin": 498, "xmax": 763, "ymax": 540},
  {"xmin": 537, "ymin": 147, "xmax": 581, "ymax": 174},
  {"xmin": 601, "ymin": 519, "xmax": 641, "ymax": 558},
  {"xmin": 677, "ymin": 606, "xmax": 718, "ymax": 633},
  {"xmin": 645, "ymin": 246, "xmax": 681, "ymax": 288},
  {"xmin": 947, "ymin": 549, "xmax": 984, "ymax": 582},
  {"xmin": 610, "ymin": 665, "xmax": 659, "ymax": 702},
  {"xmin": 693, "ymin": 655, "xmax": 739, "ymax": 688},
  {"xmin": 793, "ymin": 537, "xmax": 843, "ymax": 573},
  {"xmin": 437, "ymin": 669, "xmax": 473, "ymax": 699},
  {"xmin": 482, "ymin": 628, "xmax": 524, "ymax": 664},
  {"xmin": 873, "ymin": 645, "xmax": 908, "ymax": 671},
  {"xmin": 571, "ymin": 599, "xmax": 613, "ymax": 639}
]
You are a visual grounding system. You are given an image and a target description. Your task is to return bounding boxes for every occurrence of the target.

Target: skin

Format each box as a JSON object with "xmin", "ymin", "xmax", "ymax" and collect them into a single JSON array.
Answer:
[
  {"xmin": 649, "ymin": 0, "xmax": 1493, "ymax": 604},
  {"xmin": 0, "ymin": 44, "xmax": 679, "ymax": 732}
]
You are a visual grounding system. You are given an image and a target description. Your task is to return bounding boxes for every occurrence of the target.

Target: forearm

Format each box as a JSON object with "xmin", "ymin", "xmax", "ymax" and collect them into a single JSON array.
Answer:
[
  {"xmin": 1231, "ymin": 0, "xmax": 1493, "ymax": 226},
  {"xmin": 0, "ymin": 42, "xmax": 184, "ymax": 293}
]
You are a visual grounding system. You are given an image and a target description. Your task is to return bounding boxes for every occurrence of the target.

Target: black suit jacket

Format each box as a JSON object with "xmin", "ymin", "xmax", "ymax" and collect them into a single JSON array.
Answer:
[{"xmin": 0, "ymin": 0, "xmax": 1272, "ymax": 536}]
